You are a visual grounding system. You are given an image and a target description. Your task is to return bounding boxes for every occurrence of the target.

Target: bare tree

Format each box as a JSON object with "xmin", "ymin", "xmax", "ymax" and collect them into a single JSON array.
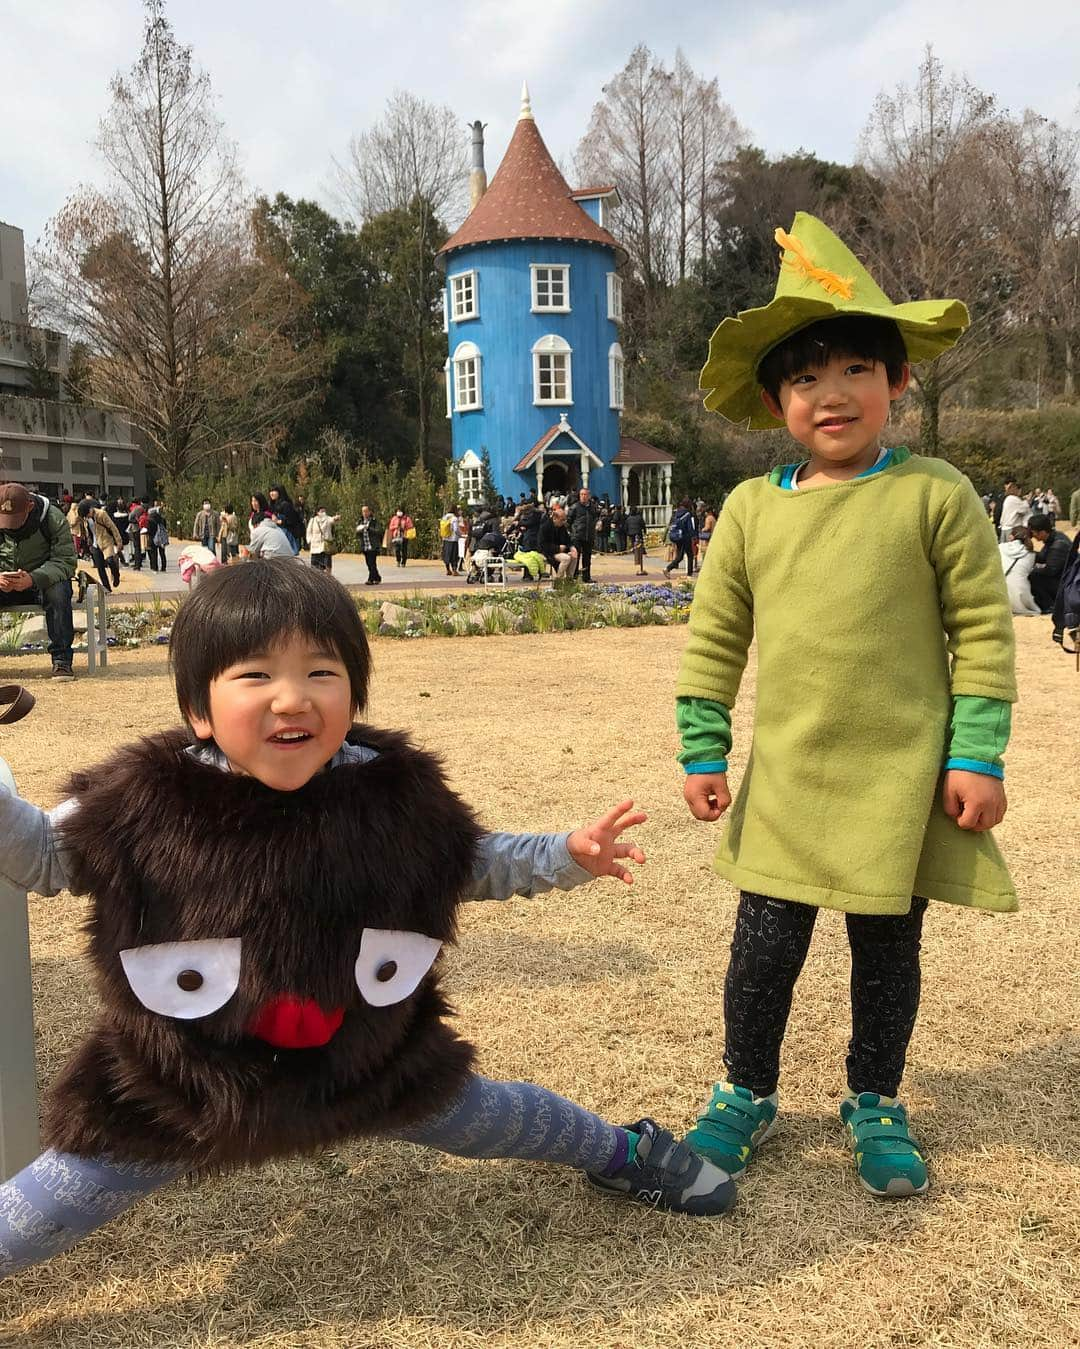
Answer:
[
  {"xmin": 668, "ymin": 50, "xmax": 697, "ymax": 282},
  {"xmin": 40, "ymin": 0, "xmax": 322, "ymax": 480},
  {"xmin": 995, "ymin": 112, "xmax": 1080, "ymax": 400},
  {"xmin": 693, "ymin": 76, "xmax": 745, "ymax": 276},
  {"xmin": 579, "ymin": 47, "xmax": 744, "ymax": 289},
  {"xmin": 578, "ymin": 45, "xmax": 675, "ymax": 292},
  {"xmin": 664, "ymin": 52, "xmax": 745, "ymax": 281},
  {"xmin": 332, "ymin": 92, "xmax": 465, "ymax": 466},
  {"xmin": 332, "ymin": 90, "xmax": 468, "ymax": 228},
  {"xmin": 858, "ymin": 48, "xmax": 1016, "ymax": 452}
]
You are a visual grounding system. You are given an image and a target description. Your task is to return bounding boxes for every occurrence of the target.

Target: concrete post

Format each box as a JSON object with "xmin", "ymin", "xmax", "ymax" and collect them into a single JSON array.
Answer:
[{"xmin": 0, "ymin": 756, "xmax": 40, "ymax": 1180}]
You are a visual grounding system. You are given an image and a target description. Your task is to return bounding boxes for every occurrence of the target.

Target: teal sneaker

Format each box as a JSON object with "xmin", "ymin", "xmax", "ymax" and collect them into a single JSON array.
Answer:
[
  {"xmin": 684, "ymin": 1082, "xmax": 778, "ymax": 1177},
  {"xmin": 839, "ymin": 1093, "xmax": 929, "ymax": 1197}
]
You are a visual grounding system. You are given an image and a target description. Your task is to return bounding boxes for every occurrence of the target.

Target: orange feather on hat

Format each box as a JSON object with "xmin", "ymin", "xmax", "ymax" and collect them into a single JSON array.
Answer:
[{"xmin": 775, "ymin": 228, "xmax": 855, "ymax": 300}]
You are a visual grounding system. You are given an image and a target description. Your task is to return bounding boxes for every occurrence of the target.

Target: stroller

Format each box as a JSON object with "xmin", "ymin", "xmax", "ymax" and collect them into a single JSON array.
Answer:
[{"xmin": 465, "ymin": 530, "xmax": 516, "ymax": 585}]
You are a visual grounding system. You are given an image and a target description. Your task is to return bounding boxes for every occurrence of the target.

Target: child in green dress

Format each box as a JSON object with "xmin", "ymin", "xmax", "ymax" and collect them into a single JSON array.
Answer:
[{"xmin": 677, "ymin": 214, "xmax": 1017, "ymax": 1197}]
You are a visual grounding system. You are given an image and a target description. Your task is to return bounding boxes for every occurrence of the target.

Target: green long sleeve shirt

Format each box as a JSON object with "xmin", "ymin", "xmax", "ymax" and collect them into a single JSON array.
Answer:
[{"xmin": 678, "ymin": 692, "xmax": 1011, "ymax": 779}]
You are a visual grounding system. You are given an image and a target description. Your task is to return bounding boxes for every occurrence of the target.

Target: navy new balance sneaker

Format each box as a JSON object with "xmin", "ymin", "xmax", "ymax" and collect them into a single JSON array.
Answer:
[{"xmin": 586, "ymin": 1118, "xmax": 736, "ymax": 1215}]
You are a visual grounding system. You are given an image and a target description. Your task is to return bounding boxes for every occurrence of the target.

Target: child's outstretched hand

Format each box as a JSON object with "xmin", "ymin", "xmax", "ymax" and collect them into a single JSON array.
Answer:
[
  {"xmin": 684, "ymin": 772, "xmax": 731, "ymax": 821},
  {"xmin": 567, "ymin": 800, "xmax": 647, "ymax": 885},
  {"xmin": 942, "ymin": 769, "xmax": 1007, "ymax": 831}
]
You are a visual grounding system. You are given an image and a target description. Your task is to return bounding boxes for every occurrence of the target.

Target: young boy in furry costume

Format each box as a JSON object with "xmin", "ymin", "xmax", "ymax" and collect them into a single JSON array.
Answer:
[
  {"xmin": 676, "ymin": 214, "xmax": 1017, "ymax": 1198},
  {"xmin": 0, "ymin": 561, "xmax": 734, "ymax": 1279}
]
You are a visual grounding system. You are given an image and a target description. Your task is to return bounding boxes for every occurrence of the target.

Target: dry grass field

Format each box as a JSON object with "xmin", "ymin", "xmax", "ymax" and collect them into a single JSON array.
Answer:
[{"xmin": 0, "ymin": 617, "xmax": 1077, "ymax": 1349}]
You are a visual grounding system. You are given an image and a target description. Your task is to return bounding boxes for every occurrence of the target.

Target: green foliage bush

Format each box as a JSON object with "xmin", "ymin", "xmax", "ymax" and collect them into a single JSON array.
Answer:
[
  {"xmin": 910, "ymin": 406, "xmax": 1080, "ymax": 509},
  {"xmin": 162, "ymin": 458, "xmax": 450, "ymax": 557},
  {"xmin": 628, "ymin": 401, "xmax": 1080, "ymax": 512}
]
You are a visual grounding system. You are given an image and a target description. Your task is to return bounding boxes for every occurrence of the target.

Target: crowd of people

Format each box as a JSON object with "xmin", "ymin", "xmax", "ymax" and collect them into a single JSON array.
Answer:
[
  {"xmin": 61, "ymin": 491, "xmax": 171, "ymax": 595},
  {"xmin": 57, "ymin": 482, "xmax": 730, "ymax": 591},
  {"xmin": 427, "ymin": 489, "xmax": 724, "ymax": 586},
  {"xmin": 191, "ymin": 486, "xmax": 724, "ymax": 586},
  {"xmin": 0, "ymin": 461, "xmax": 1072, "ymax": 687},
  {"xmin": 989, "ymin": 479, "xmax": 1074, "ymax": 616}
]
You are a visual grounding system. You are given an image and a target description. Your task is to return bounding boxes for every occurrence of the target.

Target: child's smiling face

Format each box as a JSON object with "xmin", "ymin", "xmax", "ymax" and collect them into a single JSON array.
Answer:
[
  {"xmin": 187, "ymin": 635, "xmax": 355, "ymax": 791},
  {"xmin": 762, "ymin": 352, "xmax": 909, "ymax": 472}
]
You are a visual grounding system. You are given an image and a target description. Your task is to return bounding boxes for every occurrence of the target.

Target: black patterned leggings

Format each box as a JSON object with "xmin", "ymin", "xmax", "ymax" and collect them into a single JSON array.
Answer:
[{"xmin": 724, "ymin": 891, "xmax": 929, "ymax": 1099}]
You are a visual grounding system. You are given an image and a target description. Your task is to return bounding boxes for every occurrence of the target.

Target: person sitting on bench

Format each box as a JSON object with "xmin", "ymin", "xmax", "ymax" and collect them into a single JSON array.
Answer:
[{"xmin": 0, "ymin": 483, "xmax": 77, "ymax": 682}]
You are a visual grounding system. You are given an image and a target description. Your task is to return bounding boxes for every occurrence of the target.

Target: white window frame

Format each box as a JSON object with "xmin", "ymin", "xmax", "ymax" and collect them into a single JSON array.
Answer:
[
  {"xmin": 532, "ymin": 334, "xmax": 573, "ymax": 405},
  {"xmin": 458, "ymin": 449, "xmax": 483, "ymax": 505},
  {"xmin": 444, "ymin": 357, "xmax": 452, "ymax": 418},
  {"xmin": 453, "ymin": 340, "xmax": 482, "ymax": 411},
  {"xmin": 609, "ymin": 342, "xmax": 625, "ymax": 410},
  {"xmin": 607, "ymin": 272, "xmax": 623, "ymax": 322},
  {"xmin": 530, "ymin": 264, "xmax": 570, "ymax": 313},
  {"xmin": 441, "ymin": 287, "xmax": 449, "ymax": 333},
  {"xmin": 450, "ymin": 270, "xmax": 479, "ymax": 321}
]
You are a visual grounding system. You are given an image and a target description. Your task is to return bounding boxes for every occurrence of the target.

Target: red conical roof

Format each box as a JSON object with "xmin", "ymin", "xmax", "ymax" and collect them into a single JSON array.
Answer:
[{"xmin": 440, "ymin": 113, "xmax": 622, "ymax": 259}]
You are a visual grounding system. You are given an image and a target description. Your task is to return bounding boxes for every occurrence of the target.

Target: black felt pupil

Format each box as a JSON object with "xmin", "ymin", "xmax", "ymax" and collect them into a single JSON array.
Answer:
[
  {"xmin": 176, "ymin": 969, "xmax": 204, "ymax": 992},
  {"xmin": 375, "ymin": 960, "xmax": 398, "ymax": 983}
]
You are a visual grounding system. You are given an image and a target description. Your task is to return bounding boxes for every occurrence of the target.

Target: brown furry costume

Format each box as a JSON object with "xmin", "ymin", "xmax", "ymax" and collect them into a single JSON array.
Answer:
[{"xmin": 45, "ymin": 726, "xmax": 481, "ymax": 1171}]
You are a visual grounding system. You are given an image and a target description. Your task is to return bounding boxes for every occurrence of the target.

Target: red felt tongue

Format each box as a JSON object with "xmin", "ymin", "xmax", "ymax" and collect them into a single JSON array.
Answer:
[{"xmin": 246, "ymin": 995, "xmax": 345, "ymax": 1048}]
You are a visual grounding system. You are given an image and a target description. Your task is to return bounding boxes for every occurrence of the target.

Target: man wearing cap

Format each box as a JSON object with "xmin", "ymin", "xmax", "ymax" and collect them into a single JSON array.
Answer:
[{"xmin": 0, "ymin": 483, "xmax": 78, "ymax": 680}]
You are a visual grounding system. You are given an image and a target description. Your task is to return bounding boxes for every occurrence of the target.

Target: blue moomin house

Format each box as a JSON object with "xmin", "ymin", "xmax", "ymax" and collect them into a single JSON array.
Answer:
[{"xmin": 440, "ymin": 86, "xmax": 674, "ymax": 523}]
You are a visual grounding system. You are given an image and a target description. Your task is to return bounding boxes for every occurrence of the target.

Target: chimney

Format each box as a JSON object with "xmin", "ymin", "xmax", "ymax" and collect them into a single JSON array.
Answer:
[{"xmin": 468, "ymin": 120, "xmax": 487, "ymax": 212}]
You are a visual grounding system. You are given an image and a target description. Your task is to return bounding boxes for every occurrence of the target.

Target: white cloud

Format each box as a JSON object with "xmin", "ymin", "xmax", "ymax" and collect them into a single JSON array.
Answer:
[{"xmin": 1, "ymin": 0, "xmax": 1076, "ymax": 246}]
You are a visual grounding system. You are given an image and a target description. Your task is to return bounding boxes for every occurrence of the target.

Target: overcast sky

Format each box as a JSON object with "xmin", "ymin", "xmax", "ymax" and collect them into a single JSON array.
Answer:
[{"xmin": 3, "ymin": 0, "xmax": 1078, "ymax": 248}]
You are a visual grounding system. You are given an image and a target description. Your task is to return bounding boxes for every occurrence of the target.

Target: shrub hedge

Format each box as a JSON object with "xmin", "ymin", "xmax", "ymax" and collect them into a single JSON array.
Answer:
[{"xmin": 162, "ymin": 458, "xmax": 450, "ymax": 556}]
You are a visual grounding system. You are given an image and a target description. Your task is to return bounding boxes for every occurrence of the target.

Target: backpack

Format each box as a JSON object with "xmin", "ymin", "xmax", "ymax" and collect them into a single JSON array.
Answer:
[
  {"xmin": 668, "ymin": 515, "xmax": 684, "ymax": 544},
  {"xmin": 438, "ymin": 516, "xmax": 453, "ymax": 540},
  {"xmin": 1051, "ymin": 531, "xmax": 1080, "ymax": 652}
]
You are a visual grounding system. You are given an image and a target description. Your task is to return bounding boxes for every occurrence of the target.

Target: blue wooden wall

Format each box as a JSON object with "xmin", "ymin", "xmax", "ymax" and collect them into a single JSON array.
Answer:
[{"xmin": 446, "ymin": 238, "xmax": 622, "ymax": 501}]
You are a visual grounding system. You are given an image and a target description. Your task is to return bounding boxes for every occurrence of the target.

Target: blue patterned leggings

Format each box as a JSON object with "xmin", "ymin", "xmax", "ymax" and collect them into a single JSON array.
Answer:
[
  {"xmin": 0, "ymin": 1075, "xmax": 625, "ymax": 1279},
  {"xmin": 724, "ymin": 892, "xmax": 929, "ymax": 1098}
]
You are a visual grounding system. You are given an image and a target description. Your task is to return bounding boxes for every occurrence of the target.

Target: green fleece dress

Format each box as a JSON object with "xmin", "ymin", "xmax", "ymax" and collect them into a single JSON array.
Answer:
[{"xmin": 676, "ymin": 453, "xmax": 1017, "ymax": 915}]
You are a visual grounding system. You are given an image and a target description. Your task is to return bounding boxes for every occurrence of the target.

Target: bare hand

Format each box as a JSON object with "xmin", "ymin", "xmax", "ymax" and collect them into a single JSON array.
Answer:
[
  {"xmin": 942, "ymin": 769, "xmax": 1007, "ymax": 831},
  {"xmin": 0, "ymin": 570, "xmax": 33, "ymax": 593},
  {"xmin": 567, "ymin": 799, "xmax": 647, "ymax": 885},
  {"xmin": 684, "ymin": 772, "xmax": 731, "ymax": 822}
]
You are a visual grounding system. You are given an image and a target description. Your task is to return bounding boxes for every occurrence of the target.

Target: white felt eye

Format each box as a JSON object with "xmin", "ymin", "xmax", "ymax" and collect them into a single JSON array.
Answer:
[
  {"xmin": 355, "ymin": 928, "xmax": 442, "ymax": 1007},
  {"xmin": 119, "ymin": 939, "xmax": 242, "ymax": 1019}
]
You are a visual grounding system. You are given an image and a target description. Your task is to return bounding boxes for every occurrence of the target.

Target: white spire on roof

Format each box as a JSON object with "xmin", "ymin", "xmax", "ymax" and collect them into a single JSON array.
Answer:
[{"xmin": 519, "ymin": 81, "xmax": 534, "ymax": 122}]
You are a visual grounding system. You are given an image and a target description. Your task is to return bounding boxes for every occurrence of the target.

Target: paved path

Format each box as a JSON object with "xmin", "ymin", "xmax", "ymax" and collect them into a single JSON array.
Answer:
[{"xmin": 104, "ymin": 545, "xmax": 695, "ymax": 603}]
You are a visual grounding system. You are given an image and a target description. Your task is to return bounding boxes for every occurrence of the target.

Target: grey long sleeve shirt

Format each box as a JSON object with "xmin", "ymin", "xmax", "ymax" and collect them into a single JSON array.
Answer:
[{"xmin": 0, "ymin": 741, "xmax": 593, "ymax": 903}]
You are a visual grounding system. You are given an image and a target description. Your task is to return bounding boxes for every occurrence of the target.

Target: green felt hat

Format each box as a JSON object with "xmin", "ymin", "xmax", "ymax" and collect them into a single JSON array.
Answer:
[{"xmin": 700, "ymin": 212, "xmax": 970, "ymax": 429}]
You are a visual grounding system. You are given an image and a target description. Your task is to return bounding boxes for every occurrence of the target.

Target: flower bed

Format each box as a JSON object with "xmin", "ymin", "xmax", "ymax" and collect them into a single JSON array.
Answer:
[
  {"xmin": 0, "ymin": 583, "xmax": 696, "ymax": 656},
  {"xmin": 361, "ymin": 581, "xmax": 694, "ymax": 638},
  {"xmin": 26, "ymin": 582, "xmax": 694, "ymax": 652},
  {"xmin": 0, "ymin": 601, "xmax": 177, "ymax": 655}
]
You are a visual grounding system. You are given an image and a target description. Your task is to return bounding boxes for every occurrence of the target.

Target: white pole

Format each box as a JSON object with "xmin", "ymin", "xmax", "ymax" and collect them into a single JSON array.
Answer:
[{"xmin": 0, "ymin": 756, "xmax": 40, "ymax": 1179}]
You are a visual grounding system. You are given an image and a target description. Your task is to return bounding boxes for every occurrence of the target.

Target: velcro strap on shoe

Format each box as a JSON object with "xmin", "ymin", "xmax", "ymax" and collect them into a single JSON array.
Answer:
[
  {"xmin": 0, "ymin": 685, "xmax": 34, "ymax": 724},
  {"xmin": 848, "ymin": 1106, "xmax": 917, "ymax": 1153},
  {"xmin": 696, "ymin": 1089, "xmax": 761, "ymax": 1147}
]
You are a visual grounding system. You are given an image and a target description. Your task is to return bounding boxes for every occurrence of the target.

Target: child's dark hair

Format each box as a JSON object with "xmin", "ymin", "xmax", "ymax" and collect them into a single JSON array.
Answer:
[
  {"xmin": 757, "ymin": 315, "xmax": 908, "ymax": 402},
  {"xmin": 169, "ymin": 560, "xmax": 371, "ymax": 724}
]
